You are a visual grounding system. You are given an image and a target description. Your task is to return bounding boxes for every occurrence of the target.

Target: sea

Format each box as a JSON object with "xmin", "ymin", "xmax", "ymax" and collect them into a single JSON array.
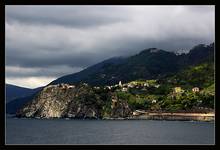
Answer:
[{"xmin": 6, "ymin": 117, "xmax": 215, "ymax": 145}]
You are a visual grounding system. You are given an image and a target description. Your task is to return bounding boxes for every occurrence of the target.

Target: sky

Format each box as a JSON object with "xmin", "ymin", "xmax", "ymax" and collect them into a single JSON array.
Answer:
[{"xmin": 5, "ymin": 5, "xmax": 215, "ymax": 88}]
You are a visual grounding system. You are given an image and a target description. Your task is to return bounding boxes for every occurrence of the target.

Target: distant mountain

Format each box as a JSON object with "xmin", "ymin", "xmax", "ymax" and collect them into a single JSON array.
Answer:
[
  {"xmin": 6, "ymin": 84, "xmax": 43, "ymax": 114},
  {"xmin": 6, "ymin": 94, "xmax": 36, "ymax": 114},
  {"xmin": 50, "ymin": 57, "xmax": 126, "ymax": 85},
  {"xmin": 6, "ymin": 84, "xmax": 42, "ymax": 102},
  {"xmin": 186, "ymin": 43, "xmax": 214, "ymax": 65},
  {"xmin": 50, "ymin": 43, "xmax": 214, "ymax": 86}
]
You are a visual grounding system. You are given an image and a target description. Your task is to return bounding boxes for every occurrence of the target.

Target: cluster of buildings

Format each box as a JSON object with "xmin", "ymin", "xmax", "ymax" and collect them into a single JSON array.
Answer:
[
  {"xmin": 173, "ymin": 86, "xmax": 200, "ymax": 94},
  {"xmin": 43, "ymin": 83, "xmax": 76, "ymax": 91},
  {"xmin": 45, "ymin": 82, "xmax": 200, "ymax": 96},
  {"xmin": 103, "ymin": 80, "xmax": 161, "ymax": 92},
  {"xmin": 58, "ymin": 83, "xmax": 75, "ymax": 89}
]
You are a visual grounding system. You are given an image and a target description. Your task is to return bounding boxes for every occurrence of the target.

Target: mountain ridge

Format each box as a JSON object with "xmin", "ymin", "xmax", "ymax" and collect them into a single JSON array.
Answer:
[
  {"xmin": 6, "ymin": 84, "xmax": 44, "ymax": 114},
  {"xmin": 50, "ymin": 43, "xmax": 214, "ymax": 86},
  {"xmin": 6, "ymin": 84, "xmax": 43, "ymax": 102},
  {"xmin": 16, "ymin": 61, "xmax": 214, "ymax": 119}
]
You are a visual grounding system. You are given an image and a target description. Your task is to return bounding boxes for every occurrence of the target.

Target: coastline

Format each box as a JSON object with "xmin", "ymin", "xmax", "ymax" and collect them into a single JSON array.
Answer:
[
  {"xmin": 126, "ymin": 112, "xmax": 215, "ymax": 122},
  {"xmin": 8, "ymin": 112, "xmax": 214, "ymax": 122}
]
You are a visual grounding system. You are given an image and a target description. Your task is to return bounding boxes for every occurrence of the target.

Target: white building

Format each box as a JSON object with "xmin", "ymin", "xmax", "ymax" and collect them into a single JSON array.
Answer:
[
  {"xmin": 152, "ymin": 99, "xmax": 157, "ymax": 103},
  {"xmin": 122, "ymin": 87, "xmax": 128, "ymax": 92},
  {"xmin": 119, "ymin": 81, "xmax": 122, "ymax": 87}
]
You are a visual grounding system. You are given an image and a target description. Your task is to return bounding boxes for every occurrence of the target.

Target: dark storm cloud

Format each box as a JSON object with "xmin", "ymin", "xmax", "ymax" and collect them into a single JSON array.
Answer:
[
  {"xmin": 6, "ymin": 65, "xmax": 82, "ymax": 78},
  {"xmin": 6, "ymin": 47, "xmax": 96, "ymax": 68},
  {"xmin": 5, "ymin": 5, "xmax": 215, "ymax": 88},
  {"xmin": 6, "ymin": 6, "xmax": 129, "ymax": 28}
]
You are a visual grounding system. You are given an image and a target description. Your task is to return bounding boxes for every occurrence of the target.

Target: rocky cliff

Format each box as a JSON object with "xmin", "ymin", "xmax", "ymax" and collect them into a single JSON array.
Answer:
[{"xmin": 16, "ymin": 83, "xmax": 132, "ymax": 119}]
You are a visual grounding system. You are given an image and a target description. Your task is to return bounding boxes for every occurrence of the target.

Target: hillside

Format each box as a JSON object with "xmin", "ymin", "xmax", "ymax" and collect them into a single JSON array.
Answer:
[
  {"xmin": 6, "ymin": 84, "xmax": 42, "ymax": 102},
  {"xmin": 16, "ymin": 83, "xmax": 131, "ymax": 119},
  {"xmin": 16, "ymin": 60, "xmax": 215, "ymax": 118},
  {"xmin": 50, "ymin": 43, "xmax": 214, "ymax": 86},
  {"xmin": 50, "ymin": 57, "xmax": 125, "ymax": 86},
  {"xmin": 158, "ymin": 62, "xmax": 214, "ymax": 90},
  {"xmin": 6, "ymin": 94, "xmax": 36, "ymax": 114},
  {"xmin": 10, "ymin": 43, "xmax": 215, "ymax": 116},
  {"xmin": 6, "ymin": 84, "xmax": 43, "ymax": 114}
]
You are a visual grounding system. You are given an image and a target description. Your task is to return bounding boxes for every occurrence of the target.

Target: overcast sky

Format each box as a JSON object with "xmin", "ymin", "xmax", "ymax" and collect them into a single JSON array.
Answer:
[{"xmin": 5, "ymin": 5, "xmax": 215, "ymax": 88}]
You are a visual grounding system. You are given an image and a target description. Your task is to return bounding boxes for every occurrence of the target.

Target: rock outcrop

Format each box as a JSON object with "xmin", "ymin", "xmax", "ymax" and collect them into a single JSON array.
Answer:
[
  {"xmin": 110, "ymin": 94, "xmax": 132, "ymax": 118},
  {"xmin": 16, "ymin": 83, "xmax": 132, "ymax": 119}
]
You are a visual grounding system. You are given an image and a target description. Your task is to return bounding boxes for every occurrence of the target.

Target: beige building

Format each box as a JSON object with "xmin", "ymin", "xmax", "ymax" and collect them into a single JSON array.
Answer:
[
  {"xmin": 192, "ymin": 87, "xmax": 200, "ymax": 93},
  {"xmin": 174, "ymin": 87, "xmax": 184, "ymax": 93},
  {"xmin": 111, "ymin": 98, "xmax": 118, "ymax": 108}
]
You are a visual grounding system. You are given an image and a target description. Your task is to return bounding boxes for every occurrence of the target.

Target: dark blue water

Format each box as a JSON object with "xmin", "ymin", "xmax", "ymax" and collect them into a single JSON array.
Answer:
[{"xmin": 6, "ymin": 117, "xmax": 214, "ymax": 144}]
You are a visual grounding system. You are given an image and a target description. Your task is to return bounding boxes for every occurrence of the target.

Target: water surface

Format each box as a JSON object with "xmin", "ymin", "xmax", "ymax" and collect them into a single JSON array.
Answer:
[{"xmin": 6, "ymin": 117, "xmax": 214, "ymax": 144}]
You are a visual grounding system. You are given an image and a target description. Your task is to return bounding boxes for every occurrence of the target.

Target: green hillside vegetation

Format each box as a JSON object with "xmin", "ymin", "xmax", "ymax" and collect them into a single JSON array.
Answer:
[
  {"xmin": 50, "ymin": 43, "xmax": 214, "ymax": 86},
  {"xmin": 16, "ymin": 61, "xmax": 215, "ymax": 119},
  {"xmin": 102, "ymin": 62, "xmax": 215, "ymax": 113},
  {"xmin": 166, "ymin": 62, "xmax": 214, "ymax": 89},
  {"xmin": 14, "ymin": 43, "xmax": 214, "ymax": 117}
]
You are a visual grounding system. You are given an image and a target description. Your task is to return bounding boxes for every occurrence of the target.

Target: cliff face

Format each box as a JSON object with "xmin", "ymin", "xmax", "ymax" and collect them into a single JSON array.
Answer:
[
  {"xmin": 109, "ymin": 94, "xmax": 132, "ymax": 118},
  {"xmin": 16, "ymin": 83, "xmax": 132, "ymax": 119}
]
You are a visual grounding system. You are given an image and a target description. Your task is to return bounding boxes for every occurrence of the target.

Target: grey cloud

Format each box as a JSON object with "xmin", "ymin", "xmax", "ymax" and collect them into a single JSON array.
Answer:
[
  {"xmin": 6, "ymin": 48, "xmax": 97, "ymax": 68},
  {"xmin": 6, "ymin": 65, "xmax": 82, "ymax": 78},
  {"xmin": 6, "ymin": 6, "xmax": 129, "ymax": 28},
  {"xmin": 5, "ymin": 5, "xmax": 215, "ymax": 87}
]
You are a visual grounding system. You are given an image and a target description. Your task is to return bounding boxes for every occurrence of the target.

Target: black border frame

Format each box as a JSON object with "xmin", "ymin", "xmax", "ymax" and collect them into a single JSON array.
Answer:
[{"xmin": 1, "ymin": 0, "xmax": 218, "ymax": 149}]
